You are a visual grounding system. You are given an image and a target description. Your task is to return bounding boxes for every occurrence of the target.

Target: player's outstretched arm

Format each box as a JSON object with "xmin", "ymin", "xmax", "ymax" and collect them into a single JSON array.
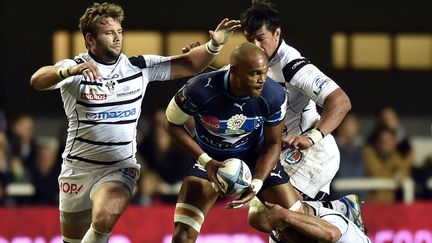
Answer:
[{"xmin": 169, "ymin": 18, "xmax": 240, "ymax": 80}]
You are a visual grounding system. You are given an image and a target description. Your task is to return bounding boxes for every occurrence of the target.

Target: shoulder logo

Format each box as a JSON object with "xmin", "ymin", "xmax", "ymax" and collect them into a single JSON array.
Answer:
[
  {"xmin": 233, "ymin": 102, "xmax": 246, "ymax": 111},
  {"xmin": 204, "ymin": 78, "xmax": 213, "ymax": 88}
]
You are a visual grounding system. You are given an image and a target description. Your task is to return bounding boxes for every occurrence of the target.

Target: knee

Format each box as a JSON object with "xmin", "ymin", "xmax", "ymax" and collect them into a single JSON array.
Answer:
[
  {"xmin": 92, "ymin": 213, "xmax": 119, "ymax": 233},
  {"xmin": 172, "ymin": 223, "xmax": 198, "ymax": 243},
  {"xmin": 248, "ymin": 211, "xmax": 272, "ymax": 232}
]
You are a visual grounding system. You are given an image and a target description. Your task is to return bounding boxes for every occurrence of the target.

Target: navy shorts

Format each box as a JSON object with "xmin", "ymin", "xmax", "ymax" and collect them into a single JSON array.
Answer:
[{"xmin": 188, "ymin": 160, "xmax": 289, "ymax": 191}]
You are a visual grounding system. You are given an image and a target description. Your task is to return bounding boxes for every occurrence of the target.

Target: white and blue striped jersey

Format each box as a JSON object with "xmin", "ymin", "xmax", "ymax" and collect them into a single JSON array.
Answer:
[
  {"xmin": 267, "ymin": 40, "xmax": 340, "ymax": 136},
  {"xmin": 51, "ymin": 52, "xmax": 171, "ymax": 166},
  {"xmin": 174, "ymin": 70, "xmax": 287, "ymax": 168}
]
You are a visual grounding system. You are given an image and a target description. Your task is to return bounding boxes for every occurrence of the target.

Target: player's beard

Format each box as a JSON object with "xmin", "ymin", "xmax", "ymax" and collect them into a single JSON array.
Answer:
[{"xmin": 105, "ymin": 45, "xmax": 121, "ymax": 62}]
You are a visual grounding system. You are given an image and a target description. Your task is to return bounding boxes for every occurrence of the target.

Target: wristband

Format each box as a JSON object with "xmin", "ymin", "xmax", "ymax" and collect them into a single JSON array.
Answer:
[
  {"xmin": 57, "ymin": 67, "xmax": 71, "ymax": 80},
  {"xmin": 205, "ymin": 40, "xmax": 223, "ymax": 55},
  {"xmin": 251, "ymin": 179, "xmax": 263, "ymax": 194},
  {"xmin": 197, "ymin": 153, "xmax": 212, "ymax": 167},
  {"xmin": 306, "ymin": 128, "xmax": 325, "ymax": 145}
]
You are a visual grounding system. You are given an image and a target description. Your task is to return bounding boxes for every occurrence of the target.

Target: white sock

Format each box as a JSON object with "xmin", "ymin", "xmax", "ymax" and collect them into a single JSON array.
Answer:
[
  {"xmin": 311, "ymin": 200, "xmax": 348, "ymax": 215},
  {"xmin": 81, "ymin": 224, "xmax": 111, "ymax": 243},
  {"xmin": 62, "ymin": 236, "xmax": 81, "ymax": 243}
]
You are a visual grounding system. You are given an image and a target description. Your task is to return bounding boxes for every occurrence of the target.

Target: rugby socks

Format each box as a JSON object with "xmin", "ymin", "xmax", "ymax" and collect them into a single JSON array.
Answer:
[
  {"xmin": 81, "ymin": 224, "xmax": 111, "ymax": 243},
  {"xmin": 62, "ymin": 237, "xmax": 81, "ymax": 243}
]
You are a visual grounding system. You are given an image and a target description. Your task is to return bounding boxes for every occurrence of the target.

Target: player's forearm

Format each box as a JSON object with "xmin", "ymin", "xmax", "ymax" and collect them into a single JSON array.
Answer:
[
  {"xmin": 283, "ymin": 211, "xmax": 341, "ymax": 243},
  {"xmin": 163, "ymin": 118, "xmax": 204, "ymax": 160},
  {"xmin": 30, "ymin": 66, "xmax": 63, "ymax": 90},
  {"xmin": 253, "ymin": 145, "xmax": 280, "ymax": 180},
  {"xmin": 318, "ymin": 88, "xmax": 351, "ymax": 135},
  {"xmin": 170, "ymin": 42, "xmax": 220, "ymax": 80}
]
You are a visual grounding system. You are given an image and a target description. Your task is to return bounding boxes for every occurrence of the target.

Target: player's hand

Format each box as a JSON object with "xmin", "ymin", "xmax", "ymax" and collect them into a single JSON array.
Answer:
[
  {"xmin": 282, "ymin": 134, "xmax": 313, "ymax": 150},
  {"xmin": 209, "ymin": 18, "xmax": 241, "ymax": 45},
  {"xmin": 226, "ymin": 185, "xmax": 255, "ymax": 209},
  {"xmin": 204, "ymin": 160, "xmax": 226, "ymax": 192},
  {"xmin": 264, "ymin": 202, "xmax": 288, "ymax": 229},
  {"xmin": 182, "ymin": 41, "xmax": 201, "ymax": 54},
  {"xmin": 68, "ymin": 62, "xmax": 100, "ymax": 81}
]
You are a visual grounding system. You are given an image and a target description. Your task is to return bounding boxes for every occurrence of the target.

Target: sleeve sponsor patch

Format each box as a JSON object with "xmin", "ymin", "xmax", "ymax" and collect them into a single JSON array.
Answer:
[{"xmin": 313, "ymin": 76, "xmax": 330, "ymax": 95}]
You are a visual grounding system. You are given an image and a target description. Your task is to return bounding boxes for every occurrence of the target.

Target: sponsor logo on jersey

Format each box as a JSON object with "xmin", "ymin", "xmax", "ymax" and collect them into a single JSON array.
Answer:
[
  {"xmin": 284, "ymin": 147, "xmax": 303, "ymax": 164},
  {"xmin": 200, "ymin": 115, "xmax": 221, "ymax": 132},
  {"xmin": 86, "ymin": 108, "xmax": 136, "ymax": 120},
  {"xmin": 117, "ymin": 88, "xmax": 141, "ymax": 97},
  {"xmin": 199, "ymin": 134, "xmax": 250, "ymax": 149},
  {"xmin": 292, "ymin": 60, "xmax": 307, "ymax": 70},
  {"xmin": 59, "ymin": 180, "xmax": 83, "ymax": 194},
  {"xmin": 313, "ymin": 76, "xmax": 330, "ymax": 95},
  {"xmin": 80, "ymin": 92, "xmax": 107, "ymax": 100},
  {"xmin": 227, "ymin": 114, "xmax": 247, "ymax": 131},
  {"xmin": 120, "ymin": 167, "xmax": 138, "ymax": 180}
]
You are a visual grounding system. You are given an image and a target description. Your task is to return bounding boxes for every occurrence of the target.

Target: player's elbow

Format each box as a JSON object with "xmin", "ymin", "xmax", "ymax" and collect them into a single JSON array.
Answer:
[
  {"xmin": 338, "ymin": 89, "xmax": 352, "ymax": 113},
  {"xmin": 323, "ymin": 228, "xmax": 341, "ymax": 243},
  {"xmin": 30, "ymin": 73, "xmax": 45, "ymax": 90}
]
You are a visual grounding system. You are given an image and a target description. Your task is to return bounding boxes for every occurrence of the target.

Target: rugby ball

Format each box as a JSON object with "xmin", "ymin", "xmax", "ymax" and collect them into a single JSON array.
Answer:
[{"xmin": 216, "ymin": 158, "xmax": 252, "ymax": 195}]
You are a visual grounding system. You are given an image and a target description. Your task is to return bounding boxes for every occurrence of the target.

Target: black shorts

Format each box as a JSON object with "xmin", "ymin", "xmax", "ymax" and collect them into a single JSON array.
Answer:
[{"xmin": 188, "ymin": 161, "xmax": 289, "ymax": 191}]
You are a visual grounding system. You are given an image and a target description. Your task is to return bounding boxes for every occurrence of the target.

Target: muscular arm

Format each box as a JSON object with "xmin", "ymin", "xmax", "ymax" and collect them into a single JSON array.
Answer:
[
  {"xmin": 266, "ymin": 203, "xmax": 342, "ymax": 243},
  {"xmin": 253, "ymin": 122, "xmax": 285, "ymax": 181},
  {"xmin": 318, "ymin": 88, "xmax": 351, "ymax": 135},
  {"xmin": 282, "ymin": 210, "xmax": 342, "ymax": 243},
  {"xmin": 30, "ymin": 62, "xmax": 99, "ymax": 90},
  {"xmin": 30, "ymin": 66, "xmax": 64, "ymax": 90},
  {"xmin": 169, "ymin": 45, "xmax": 219, "ymax": 80},
  {"xmin": 163, "ymin": 117, "xmax": 204, "ymax": 161}
]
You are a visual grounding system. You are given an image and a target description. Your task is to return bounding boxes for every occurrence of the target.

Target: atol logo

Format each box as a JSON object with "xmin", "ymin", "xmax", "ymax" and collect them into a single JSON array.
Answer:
[
  {"xmin": 284, "ymin": 148, "xmax": 303, "ymax": 164},
  {"xmin": 201, "ymin": 115, "xmax": 221, "ymax": 132},
  {"xmin": 59, "ymin": 181, "xmax": 83, "ymax": 194}
]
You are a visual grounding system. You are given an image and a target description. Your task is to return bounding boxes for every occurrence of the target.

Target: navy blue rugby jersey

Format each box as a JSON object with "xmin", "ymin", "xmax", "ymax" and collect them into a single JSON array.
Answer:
[{"xmin": 174, "ymin": 70, "xmax": 287, "ymax": 163}]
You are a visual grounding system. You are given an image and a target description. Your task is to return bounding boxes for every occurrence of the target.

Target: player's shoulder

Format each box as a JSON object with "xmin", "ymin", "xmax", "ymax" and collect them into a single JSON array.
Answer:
[
  {"xmin": 128, "ymin": 54, "xmax": 170, "ymax": 69},
  {"xmin": 187, "ymin": 70, "xmax": 226, "ymax": 87},
  {"xmin": 261, "ymin": 77, "xmax": 285, "ymax": 100},
  {"xmin": 273, "ymin": 40, "xmax": 303, "ymax": 65}
]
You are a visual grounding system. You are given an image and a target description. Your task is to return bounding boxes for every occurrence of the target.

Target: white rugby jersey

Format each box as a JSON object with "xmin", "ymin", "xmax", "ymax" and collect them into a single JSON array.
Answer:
[
  {"xmin": 51, "ymin": 52, "xmax": 171, "ymax": 166},
  {"xmin": 306, "ymin": 202, "xmax": 371, "ymax": 243},
  {"xmin": 267, "ymin": 40, "xmax": 339, "ymax": 136}
]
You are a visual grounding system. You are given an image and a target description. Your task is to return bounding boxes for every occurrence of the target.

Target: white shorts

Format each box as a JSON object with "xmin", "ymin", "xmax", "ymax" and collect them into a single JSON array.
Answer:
[
  {"xmin": 280, "ymin": 134, "xmax": 340, "ymax": 198},
  {"xmin": 58, "ymin": 159, "xmax": 141, "ymax": 213}
]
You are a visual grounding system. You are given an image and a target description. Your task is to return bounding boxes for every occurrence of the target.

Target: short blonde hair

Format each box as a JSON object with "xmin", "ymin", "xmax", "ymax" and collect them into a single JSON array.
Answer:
[{"xmin": 78, "ymin": 2, "xmax": 124, "ymax": 37}]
